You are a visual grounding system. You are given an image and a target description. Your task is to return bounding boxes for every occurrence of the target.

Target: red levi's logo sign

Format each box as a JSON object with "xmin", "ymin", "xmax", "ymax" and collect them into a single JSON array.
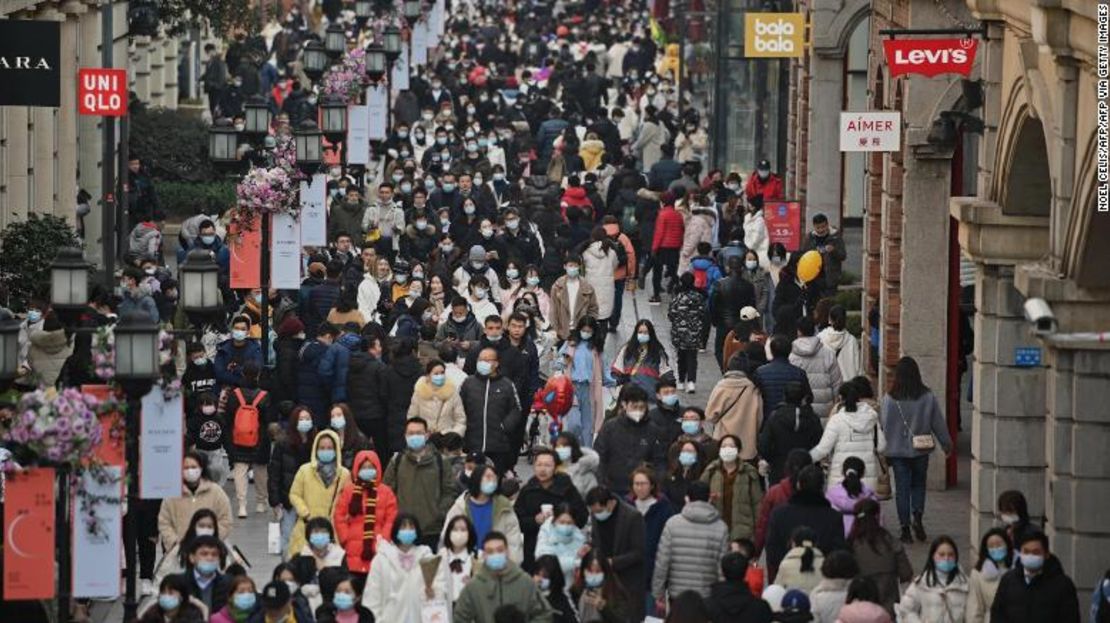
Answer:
[{"xmin": 883, "ymin": 38, "xmax": 977, "ymax": 78}]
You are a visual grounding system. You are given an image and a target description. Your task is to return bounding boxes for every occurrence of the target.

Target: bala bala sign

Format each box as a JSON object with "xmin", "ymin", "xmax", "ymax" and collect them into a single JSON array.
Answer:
[
  {"xmin": 0, "ymin": 21, "xmax": 60, "ymax": 107},
  {"xmin": 883, "ymin": 38, "xmax": 978, "ymax": 78}
]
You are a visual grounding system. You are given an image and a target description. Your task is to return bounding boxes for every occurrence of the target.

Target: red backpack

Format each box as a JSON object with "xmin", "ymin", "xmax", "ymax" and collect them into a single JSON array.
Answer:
[
  {"xmin": 231, "ymin": 388, "xmax": 265, "ymax": 447},
  {"xmin": 692, "ymin": 265, "xmax": 709, "ymax": 290}
]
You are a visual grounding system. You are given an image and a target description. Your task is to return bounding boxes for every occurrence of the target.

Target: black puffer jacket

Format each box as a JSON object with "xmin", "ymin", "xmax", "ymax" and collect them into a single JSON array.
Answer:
[
  {"xmin": 380, "ymin": 353, "xmax": 424, "ymax": 453},
  {"xmin": 267, "ymin": 428, "xmax": 312, "ymax": 509},
  {"xmin": 460, "ymin": 373, "xmax": 522, "ymax": 454},
  {"xmin": 990, "ymin": 555, "xmax": 1080, "ymax": 623},
  {"xmin": 295, "ymin": 339, "xmax": 330, "ymax": 427},
  {"xmin": 593, "ymin": 414, "xmax": 669, "ymax": 495},
  {"xmin": 521, "ymin": 175, "xmax": 561, "ymax": 220},
  {"xmin": 271, "ymin": 335, "xmax": 303, "ymax": 408},
  {"xmin": 705, "ymin": 580, "xmax": 774, "ymax": 623},
  {"xmin": 711, "ymin": 275, "xmax": 757, "ymax": 331},
  {"xmin": 757, "ymin": 400, "xmax": 823, "ymax": 484},
  {"xmin": 346, "ymin": 351, "xmax": 386, "ymax": 426}
]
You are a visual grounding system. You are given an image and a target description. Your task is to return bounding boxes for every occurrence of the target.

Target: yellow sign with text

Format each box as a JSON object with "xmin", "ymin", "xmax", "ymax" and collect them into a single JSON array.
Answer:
[{"xmin": 744, "ymin": 13, "xmax": 805, "ymax": 58}]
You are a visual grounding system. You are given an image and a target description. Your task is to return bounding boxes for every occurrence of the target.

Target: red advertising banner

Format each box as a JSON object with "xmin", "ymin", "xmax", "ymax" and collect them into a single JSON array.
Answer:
[
  {"xmin": 77, "ymin": 68, "xmax": 128, "ymax": 116},
  {"xmin": 882, "ymin": 38, "xmax": 977, "ymax": 78},
  {"xmin": 3, "ymin": 468, "xmax": 56, "ymax": 600},
  {"xmin": 82, "ymin": 384, "xmax": 125, "ymax": 467},
  {"xmin": 764, "ymin": 201, "xmax": 803, "ymax": 252},
  {"xmin": 229, "ymin": 216, "xmax": 262, "ymax": 289}
]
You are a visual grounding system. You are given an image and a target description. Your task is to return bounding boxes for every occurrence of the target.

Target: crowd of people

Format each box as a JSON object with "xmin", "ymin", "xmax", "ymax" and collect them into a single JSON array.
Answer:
[{"xmin": 3, "ymin": 0, "xmax": 1104, "ymax": 622}]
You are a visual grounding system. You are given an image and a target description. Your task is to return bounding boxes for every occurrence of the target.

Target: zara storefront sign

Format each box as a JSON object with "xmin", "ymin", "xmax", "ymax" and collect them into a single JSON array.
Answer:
[
  {"xmin": 839, "ymin": 112, "xmax": 902, "ymax": 152},
  {"xmin": 882, "ymin": 38, "xmax": 978, "ymax": 78},
  {"xmin": 0, "ymin": 21, "xmax": 60, "ymax": 107}
]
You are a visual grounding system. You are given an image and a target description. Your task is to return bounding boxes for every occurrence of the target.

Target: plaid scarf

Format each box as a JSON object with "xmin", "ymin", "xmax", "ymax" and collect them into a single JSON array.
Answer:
[{"xmin": 349, "ymin": 481, "xmax": 378, "ymax": 561}]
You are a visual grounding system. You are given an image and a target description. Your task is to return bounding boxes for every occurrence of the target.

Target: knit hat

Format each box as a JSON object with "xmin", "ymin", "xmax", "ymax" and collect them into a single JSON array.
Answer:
[
  {"xmin": 740, "ymin": 306, "xmax": 761, "ymax": 321},
  {"xmin": 277, "ymin": 315, "xmax": 305, "ymax": 337},
  {"xmin": 468, "ymin": 245, "xmax": 487, "ymax": 262}
]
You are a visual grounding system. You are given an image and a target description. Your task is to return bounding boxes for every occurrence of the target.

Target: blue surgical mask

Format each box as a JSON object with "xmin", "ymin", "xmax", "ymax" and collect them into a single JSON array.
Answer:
[
  {"xmin": 201, "ymin": 235, "xmax": 217, "ymax": 245},
  {"xmin": 476, "ymin": 360, "xmax": 493, "ymax": 376},
  {"xmin": 555, "ymin": 446, "xmax": 572, "ymax": 462},
  {"xmin": 333, "ymin": 592, "xmax": 356, "ymax": 611},
  {"xmin": 316, "ymin": 448, "xmax": 336, "ymax": 464},
  {"xmin": 935, "ymin": 558, "xmax": 957, "ymax": 574},
  {"xmin": 430, "ymin": 373, "xmax": 446, "ymax": 387},
  {"xmin": 538, "ymin": 577, "xmax": 551, "ymax": 591},
  {"xmin": 681, "ymin": 420, "xmax": 700, "ymax": 435},
  {"xmin": 661, "ymin": 394, "xmax": 680, "ymax": 407},
  {"xmin": 359, "ymin": 467, "xmax": 377, "ymax": 482},
  {"xmin": 232, "ymin": 592, "xmax": 256, "ymax": 611},
  {"xmin": 506, "ymin": 268, "xmax": 520, "ymax": 280},
  {"xmin": 195, "ymin": 559, "xmax": 218, "ymax": 576},
  {"xmin": 988, "ymin": 547, "xmax": 1008, "ymax": 563},
  {"xmin": 253, "ymin": 293, "xmax": 263, "ymax": 304},
  {"xmin": 554, "ymin": 523, "xmax": 575, "ymax": 539},
  {"xmin": 309, "ymin": 532, "xmax": 331, "ymax": 548},
  {"xmin": 637, "ymin": 333, "xmax": 650, "ymax": 344},
  {"xmin": 526, "ymin": 276, "xmax": 541, "ymax": 287},
  {"xmin": 442, "ymin": 183, "xmax": 456, "ymax": 193},
  {"xmin": 26, "ymin": 310, "xmax": 42, "ymax": 324},
  {"xmin": 565, "ymin": 266, "xmax": 579, "ymax": 278},
  {"xmin": 1019, "ymin": 554, "xmax": 1044, "ymax": 571},
  {"xmin": 296, "ymin": 419, "xmax": 313, "ymax": 433},
  {"xmin": 579, "ymin": 330, "xmax": 593, "ymax": 340},
  {"xmin": 397, "ymin": 528, "xmax": 418, "ymax": 545},
  {"xmin": 231, "ymin": 329, "xmax": 248, "ymax": 341},
  {"xmin": 485, "ymin": 552, "xmax": 508, "ymax": 571},
  {"xmin": 330, "ymin": 417, "xmax": 346, "ymax": 431},
  {"xmin": 585, "ymin": 572, "xmax": 604, "ymax": 588},
  {"xmin": 480, "ymin": 480, "xmax": 498, "ymax": 496},
  {"xmin": 679, "ymin": 451, "xmax": 697, "ymax": 466},
  {"xmin": 158, "ymin": 593, "xmax": 181, "ymax": 611},
  {"xmin": 406, "ymin": 434, "xmax": 427, "ymax": 451}
]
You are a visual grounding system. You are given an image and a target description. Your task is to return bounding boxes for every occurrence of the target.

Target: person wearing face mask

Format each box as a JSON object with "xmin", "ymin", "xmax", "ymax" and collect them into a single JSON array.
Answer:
[
  {"xmin": 332, "ymin": 450, "xmax": 397, "ymax": 577},
  {"xmin": 698, "ymin": 434, "xmax": 763, "ymax": 541},
  {"xmin": 549, "ymin": 255, "xmax": 599, "ymax": 342},
  {"xmin": 286, "ymin": 430, "xmax": 351, "ymax": 557},
  {"xmin": 361, "ymin": 513, "xmax": 440, "ymax": 618},
  {"xmin": 743, "ymin": 159, "xmax": 784, "ymax": 207},
  {"xmin": 209, "ymin": 575, "xmax": 260, "ymax": 623},
  {"xmin": 454, "ymin": 531, "xmax": 552, "ymax": 622},
  {"xmin": 184, "ymin": 391, "xmax": 230, "ymax": 485},
  {"xmin": 514, "ymin": 449, "xmax": 589, "ymax": 572},
  {"xmin": 315, "ymin": 575, "xmax": 375, "ymax": 623},
  {"xmin": 593, "ymin": 385, "xmax": 667, "ymax": 498},
  {"xmin": 383, "ymin": 417, "xmax": 458, "ymax": 549},
  {"xmin": 573, "ymin": 550, "xmax": 635, "ymax": 622},
  {"xmin": 996, "ymin": 490, "xmax": 1039, "ymax": 551},
  {"xmin": 401, "ymin": 208, "xmax": 440, "ymax": 260},
  {"xmin": 896, "ymin": 535, "xmax": 970, "ymax": 622},
  {"xmin": 182, "ymin": 536, "xmax": 234, "ymax": 614},
  {"xmin": 531, "ymin": 555, "xmax": 577, "ymax": 623},
  {"xmin": 990, "ymin": 531, "xmax": 1080, "ymax": 623},
  {"xmin": 16, "ymin": 298, "xmax": 46, "ymax": 374},
  {"xmin": 443, "ymin": 464, "xmax": 524, "ymax": 560},
  {"xmin": 459, "ymin": 348, "xmax": 523, "ymax": 475},
  {"xmin": 254, "ymin": 579, "xmax": 317, "ymax": 623},
  {"xmin": 222, "ymin": 360, "xmax": 273, "ymax": 519},
  {"xmin": 407, "ymin": 359, "xmax": 468, "ymax": 436},
  {"xmin": 299, "ymin": 516, "xmax": 347, "ymax": 571},
  {"xmin": 183, "ymin": 341, "xmax": 217, "ymax": 409},
  {"xmin": 213, "ymin": 315, "xmax": 263, "ymax": 392},
  {"xmin": 965, "ymin": 528, "xmax": 1013, "ymax": 623},
  {"xmin": 674, "ymin": 121, "xmax": 709, "ymax": 164},
  {"xmin": 534, "ymin": 504, "xmax": 590, "ymax": 586},
  {"xmin": 117, "ymin": 265, "xmax": 161, "ymax": 323},
  {"xmin": 136, "ymin": 573, "xmax": 206, "ymax": 623},
  {"xmin": 498, "ymin": 208, "xmax": 543, "ymax": 268},
  {"xmin": 267, "ymin": 406, "xmax": 318, "ymax": 555},
  {"xmin": 159, "ymin": 452, "xmax": 234, "ymax": 557}
]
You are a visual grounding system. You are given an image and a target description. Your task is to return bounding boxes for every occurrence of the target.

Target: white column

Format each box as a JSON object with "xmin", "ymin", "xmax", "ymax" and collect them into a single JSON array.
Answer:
[
  {"xmin": 57, "ymin": 1, "xmax": 87, "ymax": 226},
  {"xmin": 3, "ymin": 108, "xmax": 31, "ymax": 228},
  {"xmin": 77, "ymin": 4, "xmax": 104, "ymax": 263}
]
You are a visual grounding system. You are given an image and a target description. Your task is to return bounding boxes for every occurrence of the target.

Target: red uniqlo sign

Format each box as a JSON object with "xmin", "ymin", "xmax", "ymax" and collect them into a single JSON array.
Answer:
[
  {"xmin": 78, "ymin": 68, "xmax": 127, "ymax": 116},
  {"xmin": 882, "ymin": 38, "xmax": 977, "ymax": 78}
]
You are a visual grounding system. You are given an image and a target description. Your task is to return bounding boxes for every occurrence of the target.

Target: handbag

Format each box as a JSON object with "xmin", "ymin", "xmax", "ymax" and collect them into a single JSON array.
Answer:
[
  {"xmin": 872, "ymin": 424, "xmax": 892, "ymax": 500},
  {"xmin": 894, "ymin": 400, "xmax": 935, "ymax": 451}
]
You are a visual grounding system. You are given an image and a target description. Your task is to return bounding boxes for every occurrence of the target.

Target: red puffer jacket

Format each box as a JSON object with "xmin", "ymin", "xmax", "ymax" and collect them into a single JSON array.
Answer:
[
  {"xmin": 652, "ymin": 205, "xmax": 686, "ymax": 252},
  {"xmin": 333, "ymin": 450, "xmax": 398, "ymax": 574}
]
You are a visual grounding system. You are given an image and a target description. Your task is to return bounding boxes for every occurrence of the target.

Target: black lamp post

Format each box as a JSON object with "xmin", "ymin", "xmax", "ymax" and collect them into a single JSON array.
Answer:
[
  {"xmin": 0, "ymin": 318, "xmax": 19, "ymax": 380},
  {"xmin": 50, "ymin": 247, "xmax": 90, "ymax": 312},
  {"xmin": 208, "ymin": 119, "xmax": 240, "ymax": 164},
  {"xmin": 354, "ymin": 0, "xmax": 373, "ymax": 26},
  {"xmin": 243, "ymin": 97, "xmax": 272, "ymax": 137},
  {"xmin": 179, "ymin": 248, "xmax": 222, "ymax": 330},
  {"xmin": 383, "ymin": 25, "xmax": 403, "ymax": 63},
  {"xmin": 303, "ymin": 40, "xmax": 329, "ymax": 82},
  {"xmin": 295, "ymin": 120, "xmax": 325, "ymax": 175},
  {"xmin": 115, "ymin": 311, "xmax": 160, "ymax": 623},
  {"xmin": 320, "ymin": 97, "xmax": 349, "ymax": 144},
  {"xmin": 403, "ymin": 0, "xmax": 422, "ymax": 27},
  {"xmin": 325, "ymin": 24, "xmax": 346, "ymax": 58},
  {"xmin": 365, "ymin": 43, "xmax": 387, "ymax": 82}
]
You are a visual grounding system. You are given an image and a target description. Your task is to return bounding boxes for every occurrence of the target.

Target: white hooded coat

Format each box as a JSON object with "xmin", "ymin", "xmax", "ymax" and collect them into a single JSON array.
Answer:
[
  {"xmin": 789, "ymin": 336, "xmax": 843, "ymax": 419},
  {"xmin": 809, "ymin": 402, "xmax": 887, "ymax": 489}
]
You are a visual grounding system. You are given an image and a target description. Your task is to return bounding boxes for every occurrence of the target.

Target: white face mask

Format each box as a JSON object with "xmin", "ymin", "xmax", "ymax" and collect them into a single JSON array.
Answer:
[
  {"xmin": 626, "ymin": 410, "xmax": 645, "ymax": 422},
  {"xmin": 450, "ymin": 529, "xmax": 470, "ymax": 549},
  {"xmin": 719, "ymin": 446, "xmax": 739, "ymax": 462}
]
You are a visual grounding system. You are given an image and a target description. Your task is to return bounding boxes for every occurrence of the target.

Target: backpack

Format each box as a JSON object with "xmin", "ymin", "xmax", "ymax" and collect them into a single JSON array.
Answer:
[
  {"xmin": 692, "ymin": 265, "xmax": 709, "ymax": 290},
  {"xmin": 231, "ymin": 388, "xmax": 265, "ymax": 447},
  {"xmin": 620, "ymin": 201, "xmax": 639, "ymax": 238}
]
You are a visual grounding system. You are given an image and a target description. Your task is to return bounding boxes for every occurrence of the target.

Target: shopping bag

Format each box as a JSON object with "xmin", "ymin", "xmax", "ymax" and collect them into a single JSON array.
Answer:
[
  {"xmin": 267, "ymin": 521, "xmax": 281, "ymax": 555},
  {"xmin": 421, "ymin": 599, "xmax": 450, "ymax": 623}
]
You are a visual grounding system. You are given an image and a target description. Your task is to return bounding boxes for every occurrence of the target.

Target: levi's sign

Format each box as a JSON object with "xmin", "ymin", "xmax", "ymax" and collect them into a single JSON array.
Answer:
[
  {"xmin": 883, "ymin": 38, "xmax": 978, "ymax": 78},
  {"xmin": 78, "ymin": 68, "xmax": 128, "ymax": 116}
]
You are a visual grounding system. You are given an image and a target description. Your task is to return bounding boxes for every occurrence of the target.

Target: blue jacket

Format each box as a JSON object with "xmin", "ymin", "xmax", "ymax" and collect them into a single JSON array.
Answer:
[
  {"xmin": 626, "ymin": 492, "xmax": 677, "ymax": 591},
  {"xmin": 213, "ymin": 338, "xmax": 263, "ymax": 390},
  {"xmin": 176, "ymin": 236, "xmax": 231, "ymax": 276},
  {"xmin": 295, "ymin": 339, "xmax": 330, "ymax": 424},
  {"xmin": 318, "ymin": 333, "xmax": 363, "ymax": 403},
  {"xmin": 535, "ymin": 118, "xmax": 569, "ymax": 160},
  {"xmin": 305, "ymin": 280, "xmax": 341, "ymax": 332},
  {"xmin": 752, "ymin": 356, "xmax": 813, "ymax": 420},
  {"xmin": 118, "ymin": 291, "xmax": 160, "ymax": 324}
]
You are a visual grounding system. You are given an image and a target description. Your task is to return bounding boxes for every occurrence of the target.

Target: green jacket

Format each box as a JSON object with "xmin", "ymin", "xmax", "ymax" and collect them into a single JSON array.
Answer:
[
  {"xmin": 453, "ymin": 562, "xmax": 554, "ymax": 623},
  {"xmin": 383, "ymin": 449, "xmax": 457, "ymax": 536},
  {"xmin": 700, "ymin": 459, "xmax": 764, "ymax": 540}
]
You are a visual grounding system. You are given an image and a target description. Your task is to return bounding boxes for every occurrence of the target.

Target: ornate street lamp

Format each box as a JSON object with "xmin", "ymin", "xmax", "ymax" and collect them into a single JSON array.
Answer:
[
  {"xmin": 403, "ymin": 0, "xmax": 422, "ymax": 27},
  {"xmin": 320, "ymin": 97, "xmax": 348, "ymax": 143},
  {"xmin": 50, "ymin": 247, "xmax": 90, "ymax": 311},
  {"xmin": 208, "ymin": 120, "xmax": 239, "ymax": 163},
  {"xmin": 244, "ymin": 97, "xmax": 272, "ymax": 136},
  {"xmin": 112, "ymin": 312, "xmax": 160, "ymax": 381},
  {"xmin": 365, "ymin": 44, "xmax": 387, "ymax": 81},
  {"xmin": 303, "ymin": 40, "xmax": 329, "ymax": 82},
  {"xmin": 295, "ymin": 121, "xmax": 324, "ymax": 174},
  {"xmin": 0, "ymin": 319, "xmax": 19, "ymax": 380},
  {"xmin": 383, "ymin": 25, "xmax": 403, "ymax": 63},
  {"xmin": 325, "ymin": 24, "xmax": 346, "ymax": 58},
  {"xmin": 178, "ymin": 249, "xmax": 221, "ymax": 315}
]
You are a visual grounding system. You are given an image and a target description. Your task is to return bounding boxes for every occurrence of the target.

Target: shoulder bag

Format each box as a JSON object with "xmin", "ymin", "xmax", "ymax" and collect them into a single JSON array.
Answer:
[{"xmin": 894, "ymin": 399, "xmax": 935, "ymax": 451}]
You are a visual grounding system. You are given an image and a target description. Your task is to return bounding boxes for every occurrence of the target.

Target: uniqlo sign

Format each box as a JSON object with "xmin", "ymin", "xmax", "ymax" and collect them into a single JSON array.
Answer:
[
  {"xmin": 839, "ymin": 112, "xmax": 901, "ymax": 152},
  {"xmin": 882, "ymin": 38, "xmax": 978, "ymax": 78},
  {"xmin": 78, "ymin": 68, "xmax": 127, "ymax": 116}
]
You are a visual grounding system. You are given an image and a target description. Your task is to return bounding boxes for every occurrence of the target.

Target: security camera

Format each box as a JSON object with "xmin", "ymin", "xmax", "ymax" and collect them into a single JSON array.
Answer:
[{"xmin": 1023, "ymin": 298, "xmax": 1057, "ymax": 336}]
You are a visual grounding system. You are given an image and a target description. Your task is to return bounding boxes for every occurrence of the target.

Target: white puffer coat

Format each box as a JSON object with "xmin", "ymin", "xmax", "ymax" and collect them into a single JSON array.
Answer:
[
  {"xmin": 582, "ymin": 241, "xmax": 618, "ymax": 320},
  {"xmin": 789, "ymin": 336, "xmax": 843, "ymax": 419},
  {"xmin": 896, "ymin": 571, "xmax": 970, "ymax": 623},
  {"xmin": 809, "ymin": 402, "xmax": 887, "ymax": 488}
]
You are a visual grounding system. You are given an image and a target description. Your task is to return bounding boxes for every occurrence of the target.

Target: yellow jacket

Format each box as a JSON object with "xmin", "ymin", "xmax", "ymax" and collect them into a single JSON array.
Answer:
[
  {"xmin": 287, "ymin": 429, "xmax": 351, "ymax": 557},
  {"xmin": 579, "ymin": 139, "xmax": 606, "ymax": 172}
]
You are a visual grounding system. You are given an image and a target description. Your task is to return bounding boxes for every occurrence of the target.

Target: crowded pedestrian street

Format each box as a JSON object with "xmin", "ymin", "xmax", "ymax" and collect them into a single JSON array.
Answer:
[{"xmin": 0, "ymin": 0, "xmax": 1106, "ymax": 622}]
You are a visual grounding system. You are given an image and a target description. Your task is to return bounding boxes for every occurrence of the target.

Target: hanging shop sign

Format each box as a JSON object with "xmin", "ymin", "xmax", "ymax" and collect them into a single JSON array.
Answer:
[
  {"xmin": 0, "ymin": 21, "xmax": 61, "ymax": 107},
  {"xmin": 78, "ymin": 68, "xmax": 128, "ymax": 116},
  {"xmin": 839, "ymin": 112, "xmax": 902, "ymax": 152},
  {"xmin": 744, "ymin": 13, "xmax": 805, "ymax": 58},
  {"xmin": 883, "ymin": 38, "xmax": 978, "ymax": 78}
]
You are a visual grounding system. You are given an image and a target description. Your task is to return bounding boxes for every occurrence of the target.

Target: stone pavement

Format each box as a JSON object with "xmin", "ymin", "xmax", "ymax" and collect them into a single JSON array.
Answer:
[{"xmin": 94, "ymin": 241, "xmax": 976, "ymax": 620}]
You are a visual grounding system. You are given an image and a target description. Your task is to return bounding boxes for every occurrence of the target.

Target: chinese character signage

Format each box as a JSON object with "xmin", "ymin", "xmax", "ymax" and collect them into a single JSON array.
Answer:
[
  {"xmin": 78, "ymin": 68, "xmax": 128, "ymax": 116},
  {"xmin": 883, "ymin": 38, "xmax": 977, "ymax": 78},
  {"xmin": 839, "ymin": 112, "xmax": 902, "ymax": 152},
  {"xmin": 0, "ymin": 21, "xmax": 60, "ymax": 107},
  {"xmin": 3, "ymin": 468, "xmax": 56, "ymax": 599},
  {"xmin": 764, "ymin": 201, "xmax": 803, "ymax": 252},
  {"xmin": 744, "ymin": 13, "xmax": 805, "ymax": 58}
]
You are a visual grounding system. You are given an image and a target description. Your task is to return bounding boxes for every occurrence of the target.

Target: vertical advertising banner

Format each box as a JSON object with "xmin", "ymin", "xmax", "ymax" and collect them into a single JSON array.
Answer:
[
  {"xmin": 348, "ymin": 102, "xmax": 371, "ymax": 164},
  {"xmin": 83, "ymin": 385, "xmax": 125, "ymax": 467},
  {"xmin": 764, "ymin": 201, "xmax": 804, "ymax": 251},
  {"xmin": 139, "ymin": 385, "xmax": 184, "ymax": 499},
  {"xmin": 412, "ymin": 21, "xmax": 430, "ymax": 66},
  {"xmin": 3, "ymin": 468, "xmax": 56, "ymax": 599},
  {"xmin": 392, "ymin": 46, "xmax": 410, "ymax": 92},
  {"xmin": 72, "ymin": 466, "xmax": 123, "ymax": 598},
  {"xmin": 299, "ymin": 173, "xmax": 328, "ymax": 247},
  {"xmin": 366, "ymin": 86, "xmax": 388, "ymax": 140},
  {"xmin": 229, "ymin": 216, "xmax": 262, "ymax": 289},
  {"xmin": 270, "ymin": 212, "xmax": 303, "ymax": 289}
]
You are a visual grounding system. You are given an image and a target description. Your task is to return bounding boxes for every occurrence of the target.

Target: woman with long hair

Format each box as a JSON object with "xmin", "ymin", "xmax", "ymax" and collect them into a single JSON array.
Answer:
[
  {"xmin": 775, "ymin": 526, "xmax": 825, "ymax": 593},
  {"xmin": 533, "ymin": 554, "xmax": 579, "ymax": 623},
  {"xmin": 437, "ymin": 515, "xmax": 480, "ymax": 603},
  {"xmin": 136, "ymin": 574, "xmax": 206, "ymax": 623},
  {"xmin": 896, "ymin": 535, "xmax": 969, "ymax": 622},
  {"xmin": 554, "ymin": 432, "xmax": 601, "ymax": 498},
  {"xmin": 699, "ymin": 434, "xmax": 763, "ymax": 540},
  {"xmin": 327, "ymin": 288, "xmax": 367, "ymax": 328},
  {"xmin": 556, "ymin": 316, "xmax": 615, "ymax": 448},
  {"xmin": 573, "ymin": 550, "xmax": 634, "ymax": 622},
  {"xmin": 209, "ymin": 576, "xmax": 259, "ymax": 623},
  {"xmin": 269, "ymin": 405, "xmax": 317, "ymax": 555},
  {"xmin": 880, "ymin": 356, "xmax": 952, "ymax": 544},
  {"xmin": 327, "ymin": 404, "xmax": 374, "ymax": 471},
  {"xmin": 826, "ymin": 456, "xmax": 879, "ymax": 537},
  {"xmin": 611, "ymin": 319, "xmax": 673, "ymax": 396},
  {"xmin": 361, "ymin": 513, "xmax": 438, "ymax": 619},
  {"xmin": 965, "ymin": 528, "xmax": 1013, "ymax": 623},
  {"xmin": 848, "ymin": 498, "xmax": 913, "ymax": 615},
  {"xmin": 664, "ymin": 440, "xmax": 706, "ymax": 514}
]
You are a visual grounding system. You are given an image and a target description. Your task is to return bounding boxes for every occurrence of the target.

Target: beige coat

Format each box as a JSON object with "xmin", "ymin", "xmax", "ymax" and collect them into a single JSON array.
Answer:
[
  {"xmin": 157, "ymin": 479, "xmax": 234, "ymax": 550},
  {"xmin": 27, "ymin": 328, "xmax": 72, "ymax": 387},
  {"xmin": 704, "ymin": 371, "xmax": 764, "ymax": 461},
  {"xmin": 407, "ymin": 376, "xmax": 467, "ymax": 436},
  {"xmin": 549, "ymin": 275, "xmax": 599, "ymax": 341}
]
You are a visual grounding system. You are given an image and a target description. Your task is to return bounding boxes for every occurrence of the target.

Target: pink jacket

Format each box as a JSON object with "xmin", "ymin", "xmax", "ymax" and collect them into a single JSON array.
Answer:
[
  {"xmin": 836, "ymin": 600, "xmax": 893, "ymax": 623},
  {"xmin": 825, "ymin": 482, "xmax": 878, "ymax": 537}
]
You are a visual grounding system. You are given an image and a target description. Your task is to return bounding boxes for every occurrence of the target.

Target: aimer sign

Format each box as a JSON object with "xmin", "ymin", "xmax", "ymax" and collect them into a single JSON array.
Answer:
[
  {"xmin": 78, "ymin": 68, "xmax": 128, "ymax": 116},
  {"xmin": 839, "ymin": 112, "xmax": 902, "ymax": 152}
]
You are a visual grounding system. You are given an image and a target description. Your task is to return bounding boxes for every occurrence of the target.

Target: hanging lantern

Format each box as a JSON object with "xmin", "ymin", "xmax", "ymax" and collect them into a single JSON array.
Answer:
[
  {"xmin": 113, "ymin": 312, "xmax": 160, "ymax": 380},
  {"xmin": 383, "ymin": 25, "xmax": 403, "ymax": 62},
  {"xmin": 365, "ymin": 44, "xmax": 387, "ymax": 81},
  {"xmin": 208, "ymin": 120, "xmax": 240, "ymax": 162},
  {"xmin": 325, "ymin": 24, "xmax": 346, "ymax": 58},
  {"xmin": 244, "ymin": 97, "xmax": 272, "ymax": 135},
  {"xmin": 49, "ymin": 247, "xmax": 90, "ymax": 311},
  {"xmin": 295, "ymin": 121, "xmax": 324, "ymax": 174},
  {"xmin": 320, "ymin": 97, "xmax": 348, "ymax": 143},
  {"xmin": 179, "ymin": 249, "xmax": 221, "ymax": 315},
  {"xmin": 303, "ymin": 40, "xmax": 329, "ymax": 82}
]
